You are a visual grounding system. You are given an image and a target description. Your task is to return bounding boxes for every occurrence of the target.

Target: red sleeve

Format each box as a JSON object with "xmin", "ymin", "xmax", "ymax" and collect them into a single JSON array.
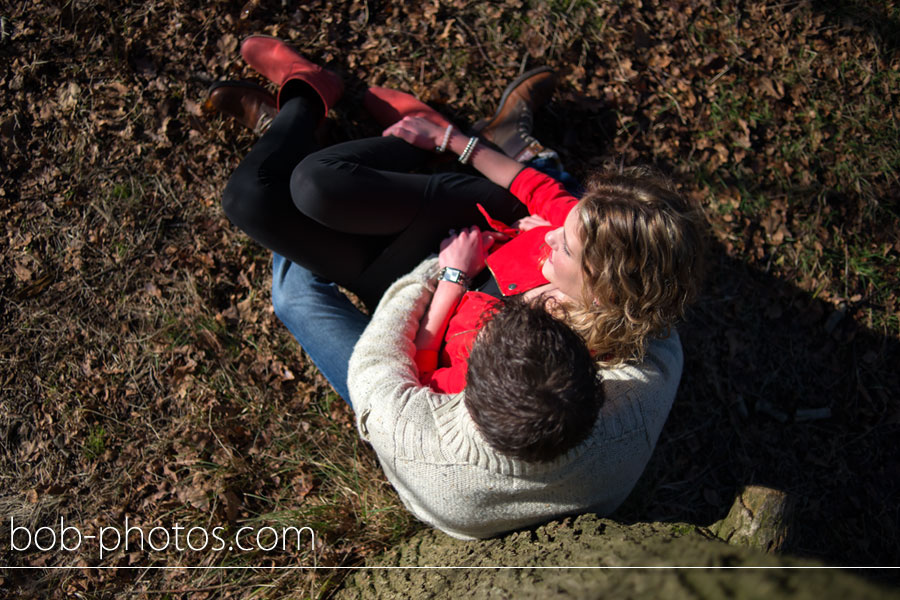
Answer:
[
  {"xmin": 509, "ymin": 167, "xmax": 578, "ymax": 226},
  {"xmin": 414, "ymin": 349, "xmax": 439, "ymax": 380},
  {"xmin": 418, "ymin": 292, "xmax": 499, "ymax": 394},
  {"xmin": 423, "ymin": 363, "xmax": 469, "ymax": 394}
]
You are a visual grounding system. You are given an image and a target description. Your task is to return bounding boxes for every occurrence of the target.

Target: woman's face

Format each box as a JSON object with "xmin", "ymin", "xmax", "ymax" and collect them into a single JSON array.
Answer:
[{"xmin": 542, "ymin": 207, "xmax": 586, "ymax": 302}]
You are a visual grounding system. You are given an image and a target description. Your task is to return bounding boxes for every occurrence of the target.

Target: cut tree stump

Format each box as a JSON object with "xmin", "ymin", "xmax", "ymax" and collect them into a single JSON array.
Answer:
[{"xmin": 708, "ymin": 484, "xmax": 793, "ymax": 553}]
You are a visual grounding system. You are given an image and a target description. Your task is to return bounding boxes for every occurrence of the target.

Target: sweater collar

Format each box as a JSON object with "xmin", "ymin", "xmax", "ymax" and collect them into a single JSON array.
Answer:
[{"xmin": 429, "ymin": 392, "xmax": 591, "ymax": 476}]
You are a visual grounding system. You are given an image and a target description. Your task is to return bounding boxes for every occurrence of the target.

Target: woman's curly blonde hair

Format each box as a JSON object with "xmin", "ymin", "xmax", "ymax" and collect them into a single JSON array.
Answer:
[{"xmin": 558, "ymin": 166, "xmax": 706, "ymax": 366}]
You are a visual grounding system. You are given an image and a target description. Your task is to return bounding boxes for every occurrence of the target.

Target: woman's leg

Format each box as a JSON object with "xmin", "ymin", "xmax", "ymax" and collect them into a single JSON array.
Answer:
[
  {"xmin": 222, "ymin": 95, "xmax": 390, "ymax": 285},
  {"xmin": 290, "ymin": 136, "xmax": 435, "ymax": 235},
  {"xmin": 290, "ymin": 136, "xmax": 529, "ymax": 303},
  {"xmin": 352, "ymin": 169, "xmax": 530, "ymax": 303}
]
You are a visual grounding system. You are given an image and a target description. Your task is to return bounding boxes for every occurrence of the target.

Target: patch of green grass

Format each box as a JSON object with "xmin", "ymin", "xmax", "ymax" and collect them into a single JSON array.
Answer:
[
  {"xmin": 160, "ymin": 312, "xmax": 193, "ymax": 347},
  {"xmin": 111, "ymin": 182, "xmax": 132, "ymax": 200},
  {"xmin": 83, "ymin": 425, "xmax": 106, "ymax": 460},
  {"xmin": 671, "ymin": 523, "xmax": 697, "ymax": 537},
  {"xmin": 845, "ymin": 240, "xmax": 899, "ymax": 293},
  {"xmin": 113, "ymin": 240, "xmax": 128, "ymax": 260}
]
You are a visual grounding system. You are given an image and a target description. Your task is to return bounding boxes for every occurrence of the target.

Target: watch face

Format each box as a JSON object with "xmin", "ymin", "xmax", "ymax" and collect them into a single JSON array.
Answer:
[{"xmin": 441, "ymin": 268, "xmax": 464, "ymax": 285}]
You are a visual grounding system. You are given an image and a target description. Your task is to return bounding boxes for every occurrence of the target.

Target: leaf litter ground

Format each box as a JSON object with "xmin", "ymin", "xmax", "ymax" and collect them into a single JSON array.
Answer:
[{"xmin": 1, "ymin": 0, "xmax": 898, "ymax": 597}]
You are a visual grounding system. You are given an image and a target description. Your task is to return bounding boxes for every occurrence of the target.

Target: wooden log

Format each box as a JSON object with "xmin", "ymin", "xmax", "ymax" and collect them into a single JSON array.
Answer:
[{"xmin": 708, "ymin": 484, "xmax": 793, "ymax": 553}]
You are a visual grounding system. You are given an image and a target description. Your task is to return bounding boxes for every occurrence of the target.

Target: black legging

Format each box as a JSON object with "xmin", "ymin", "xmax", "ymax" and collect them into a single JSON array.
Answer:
[{"xmin": 222, "ymin": 95, "xmax": 528, "ymax": 307}]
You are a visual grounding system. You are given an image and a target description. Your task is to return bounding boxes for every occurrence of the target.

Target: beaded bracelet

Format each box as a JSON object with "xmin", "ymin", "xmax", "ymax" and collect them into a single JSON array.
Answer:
[
  {"xmin": 458, "ymin": 136, "xmax": 479, "ymax": 164},
  {"xmin": 435, "ymin": 125, "xmax": 454, "ymax": 153}
]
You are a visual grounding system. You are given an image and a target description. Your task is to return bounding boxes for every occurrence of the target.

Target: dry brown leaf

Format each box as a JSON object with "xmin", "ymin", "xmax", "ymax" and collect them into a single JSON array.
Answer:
[
  {"xmin": 13, "ymin": 259, "xmax": 33, "ymax": 281},
  {"xmin": 221, "ymin": 489, "xmax": 241, "ymax": 522}
]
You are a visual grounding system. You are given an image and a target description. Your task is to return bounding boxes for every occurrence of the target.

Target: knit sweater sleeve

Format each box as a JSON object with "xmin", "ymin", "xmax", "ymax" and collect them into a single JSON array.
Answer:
[{"xmin": 347, "ymin": 256, "xmax": 445, "ymax": 441}]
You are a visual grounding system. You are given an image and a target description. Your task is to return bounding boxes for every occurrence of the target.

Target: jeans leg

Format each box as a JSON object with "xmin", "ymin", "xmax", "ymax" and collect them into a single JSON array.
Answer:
[
  {"xmin": 270, "ymin": 253, "xmax": 370, "ymax": 407},
  {"xmin": 527, "ymin": 156, "xmax": 585, "ymax": 197}
]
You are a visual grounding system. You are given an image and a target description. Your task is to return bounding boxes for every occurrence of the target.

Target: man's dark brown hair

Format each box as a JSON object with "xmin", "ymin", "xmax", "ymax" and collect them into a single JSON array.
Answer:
[{"xmin": 464, "ymin": 296, "xmax": 603, "ymax": 463}]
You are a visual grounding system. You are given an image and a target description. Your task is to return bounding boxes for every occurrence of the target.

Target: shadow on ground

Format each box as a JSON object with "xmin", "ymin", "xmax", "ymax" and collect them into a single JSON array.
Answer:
[
  {"xmin": 615, "ymin": 239, "xmax": 899, "ymax": 577},
  {"xmin": 811, "ymin": 0, "xmax": 900, "ymax": 53}
]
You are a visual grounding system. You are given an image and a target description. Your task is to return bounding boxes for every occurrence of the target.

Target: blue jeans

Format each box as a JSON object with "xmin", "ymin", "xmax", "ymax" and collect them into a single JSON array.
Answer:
[
  {"xmin": 528, "ymin": 155, "xmax": 584, "ymax": 197},
  {"xmin": 271, "ymin": 253, "xmax": 369, "ymax": 407}
]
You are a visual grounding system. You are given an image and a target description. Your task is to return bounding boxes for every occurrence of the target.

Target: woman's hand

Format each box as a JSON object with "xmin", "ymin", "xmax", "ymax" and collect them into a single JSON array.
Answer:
[
  {"xmin": 438, "ymin": 226, "xmax": 503, "ymax": 277},
  {"xmin": 513, "ymin": 214, "xmax": 553, "ymax": 232},
  {"xmin": 385, "ymin": 116, "xmax": 524, "ymax": 191},
  {"xmin": 383, "ymin": 116, "xmax": 450, "ymax": 151}
]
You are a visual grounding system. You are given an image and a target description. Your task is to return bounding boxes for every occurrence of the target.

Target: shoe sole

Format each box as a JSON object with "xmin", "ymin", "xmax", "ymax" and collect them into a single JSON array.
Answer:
[
  {"xmin": 207, "ymin": 79, "xmax": 275, "ymax": 98},
  {"xmin": 240, "ymin": 33, "xmax": 293, "ymax": 52},
  {"xmin": 472, "ymin": 66, "xmax": 556, "ymax": 133}
]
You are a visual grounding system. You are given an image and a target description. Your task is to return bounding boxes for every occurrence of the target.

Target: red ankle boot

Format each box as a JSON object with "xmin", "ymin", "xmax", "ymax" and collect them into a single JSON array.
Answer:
[
  {"xmin": 364, "ymin": 87, "xmax": 451, "ymax": 129},
  {"xmin": 240, "ymin": 35, "xmax": 343, "ymax": 117}
]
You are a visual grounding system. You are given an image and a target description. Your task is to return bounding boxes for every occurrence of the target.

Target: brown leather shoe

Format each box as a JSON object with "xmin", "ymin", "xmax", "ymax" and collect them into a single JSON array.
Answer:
[
  {"xmin": 205, "ymin": 81, "xmax": 277, "ymax": 133},
  {"xmin": 473, "ymin": 67, "xmax": 557, "ymax": 162}
]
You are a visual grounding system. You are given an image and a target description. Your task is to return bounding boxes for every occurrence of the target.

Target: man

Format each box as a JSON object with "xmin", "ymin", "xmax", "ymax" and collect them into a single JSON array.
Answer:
[
  {"xmin": 345, "ymin": 70, "xmax": 683, "ymax": 539},
  {"xmin": 210, "ymin": 66, "xmax": 683, "ymax": 539}
]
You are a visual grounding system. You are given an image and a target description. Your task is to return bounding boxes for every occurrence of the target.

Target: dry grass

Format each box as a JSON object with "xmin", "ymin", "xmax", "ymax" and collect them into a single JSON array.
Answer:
[{"xmin": 1, "ymin": 0, "xmax": 898, "ymax": 597}]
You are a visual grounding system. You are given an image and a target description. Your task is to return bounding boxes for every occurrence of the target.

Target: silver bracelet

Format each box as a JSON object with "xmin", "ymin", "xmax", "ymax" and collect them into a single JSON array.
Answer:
[
  {"xmin": 458, "ymin": 136, "xmax": 479, "ymax": 164},
  {"xmin": 435, "ymin": 125, "xmax": 453, "ymax": 153}
]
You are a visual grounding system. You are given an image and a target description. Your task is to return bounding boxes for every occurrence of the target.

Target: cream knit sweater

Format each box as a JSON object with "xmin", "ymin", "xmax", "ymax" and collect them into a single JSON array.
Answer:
[{"xmin": 347, "ymin": 257, "xmax": 683, "ymax": 540}]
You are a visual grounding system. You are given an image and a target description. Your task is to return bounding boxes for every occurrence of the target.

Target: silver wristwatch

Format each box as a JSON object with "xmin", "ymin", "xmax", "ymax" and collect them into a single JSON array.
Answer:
[{"xmin": 438, "ymin": 267, "xmax": 470, "ymax": 289}]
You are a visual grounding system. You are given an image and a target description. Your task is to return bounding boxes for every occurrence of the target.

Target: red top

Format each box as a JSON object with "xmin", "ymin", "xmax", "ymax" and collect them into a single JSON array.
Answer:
[
  {"xmin": 416, "ymin": 291, "xmax": 500, "ymax": 393},
  {"xmin": 416, "ymin": 168, "xmax": 579, "ymax": 393}
]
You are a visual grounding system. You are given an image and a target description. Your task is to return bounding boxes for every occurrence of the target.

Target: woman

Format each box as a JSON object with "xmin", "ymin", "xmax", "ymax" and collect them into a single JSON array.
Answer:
[
  {"xmin": 400, "ymin": 115, "xmax": 705, "ymax": 393},
  {"xmin": 219, "ymin": 36, "xmax": 703, "ymax": 403}
]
